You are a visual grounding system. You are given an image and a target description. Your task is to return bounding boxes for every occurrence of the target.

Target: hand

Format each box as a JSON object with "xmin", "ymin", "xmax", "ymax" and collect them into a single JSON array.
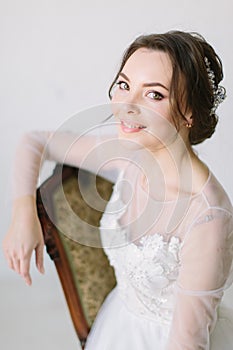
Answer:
[{"xmin": 2, "ymin": 196, "xmax": 45, "ymax": 286}]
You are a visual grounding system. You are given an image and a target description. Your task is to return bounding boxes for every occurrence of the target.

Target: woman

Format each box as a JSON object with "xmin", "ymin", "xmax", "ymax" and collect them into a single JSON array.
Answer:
[{"xmin": 3, "ymin": 31, "xmax": 233, "ymax": 349}]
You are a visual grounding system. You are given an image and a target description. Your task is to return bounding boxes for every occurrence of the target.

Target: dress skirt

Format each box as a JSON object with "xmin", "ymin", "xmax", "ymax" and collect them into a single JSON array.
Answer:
[
  {"xmin": 85, "ymin": 287, "xmax": 233, "ymax": 350},
  {"xmin": 85, "ymin": 287, "xmax": 172, "ymax": 350}
]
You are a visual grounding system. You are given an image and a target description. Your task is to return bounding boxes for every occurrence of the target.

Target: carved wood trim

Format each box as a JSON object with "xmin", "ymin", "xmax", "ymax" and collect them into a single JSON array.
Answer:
[{"xmin": 36, "ymin": 164, "xmax": 90, "ymax": 347}]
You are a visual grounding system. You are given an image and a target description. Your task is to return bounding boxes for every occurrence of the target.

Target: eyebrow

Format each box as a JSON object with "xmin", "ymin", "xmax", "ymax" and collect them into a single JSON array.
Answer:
[{"xmin": 118, "ymin": 72, "xmax": 169, "ymax": 91}]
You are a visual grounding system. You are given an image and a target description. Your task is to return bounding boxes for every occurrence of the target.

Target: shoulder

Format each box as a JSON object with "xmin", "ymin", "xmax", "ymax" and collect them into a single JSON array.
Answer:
[
  {"xmin": 182, "ymin": 163, "xmax": 233, "ymax": 236},
  {"xmin": 189, "ymin": 171, "xmax": 233, "ymax": 238},
  {"xmin": 203, "ymin": 171, "xmax": 233, "ymax": 214},
  {"xmin": 191, "ymin": 155, "xmax": 232, "ymax": 213}
]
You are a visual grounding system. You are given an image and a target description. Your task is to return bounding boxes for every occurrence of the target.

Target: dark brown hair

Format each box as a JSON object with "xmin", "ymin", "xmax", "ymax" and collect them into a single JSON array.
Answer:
[{"xmin": 108, "ymin": 31, "xmax": 225, "ymax": 145}]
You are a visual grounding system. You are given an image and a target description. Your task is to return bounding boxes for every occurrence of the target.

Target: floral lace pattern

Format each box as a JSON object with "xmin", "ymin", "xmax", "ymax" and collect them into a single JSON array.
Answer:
[{"xmin": 100, "ymin": 183, "xmax": 182, "ymax": 324}]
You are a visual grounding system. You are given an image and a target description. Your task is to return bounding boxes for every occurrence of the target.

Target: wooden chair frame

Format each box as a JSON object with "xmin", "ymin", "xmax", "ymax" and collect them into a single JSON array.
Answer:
[{"xmin": 36, "ymin": 165, "xmax": 90, "ymax": 349}]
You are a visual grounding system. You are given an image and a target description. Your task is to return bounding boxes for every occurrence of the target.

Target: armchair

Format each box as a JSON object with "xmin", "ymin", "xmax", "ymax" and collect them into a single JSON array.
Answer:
[{"xmin": 36, "ymin": 164, "xmax": 116, "ymax": 349}]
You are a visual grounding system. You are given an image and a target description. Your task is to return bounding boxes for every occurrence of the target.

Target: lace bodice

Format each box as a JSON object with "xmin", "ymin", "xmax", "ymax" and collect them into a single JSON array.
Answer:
[
  {"xmin": 100, "ymin": 170, "xmax": 233, "ymax": 338},
  {"xmin": 106, "ymin": 233, "xmax": 181, "ymax": 324},
  {"xmin": 100, "ymin": 181, "xmax": 183, "ymax": 324}
]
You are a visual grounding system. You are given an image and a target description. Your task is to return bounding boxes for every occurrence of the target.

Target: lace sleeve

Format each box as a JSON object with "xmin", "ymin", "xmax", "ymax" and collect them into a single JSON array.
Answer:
[
  {"xmin": 11, "ymin": 130, "xmax": 121, "ymax": 199},
  {"xmin": 166, "ymin": 208, "xmax": 233, "ymax": 350}
]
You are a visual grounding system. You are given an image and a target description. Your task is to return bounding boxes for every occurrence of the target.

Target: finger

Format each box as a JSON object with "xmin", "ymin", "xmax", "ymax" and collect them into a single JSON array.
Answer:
[
  {"xmin": 2, "ymin": 245, "xmax": 14, "ymax": 270},
  {"xmin": 35, "ymin": 243, "xmax": 45, "ymax": 274},
  {"xmin": 5, "ymin": 255, "xmax": 14, "ymax": 271},
  {"xmin": 12, "ymin": 256, "xmax": 21, "ymax": 274},
  {"xmin": 7, "ymin": 249, "xmax": 21, "ymax": 273},
  {"xmin": 20, "ymin": 254, "xmax": 32, "ymax": 286}
]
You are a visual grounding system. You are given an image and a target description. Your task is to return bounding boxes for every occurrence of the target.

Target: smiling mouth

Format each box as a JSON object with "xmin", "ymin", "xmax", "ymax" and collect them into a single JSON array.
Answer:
[{"xmin": 121, "ymin": 120, "xmax": 147, "ymax": 130}]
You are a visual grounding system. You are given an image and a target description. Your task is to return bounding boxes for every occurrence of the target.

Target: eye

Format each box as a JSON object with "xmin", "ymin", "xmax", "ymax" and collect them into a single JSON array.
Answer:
[
  {"xmin": 116, "ymin": 80, "xmax": 129, "ymax": 91},
  {"xmin": 147, "ymin": 91, "xmax": 164, "ymax": 101}
]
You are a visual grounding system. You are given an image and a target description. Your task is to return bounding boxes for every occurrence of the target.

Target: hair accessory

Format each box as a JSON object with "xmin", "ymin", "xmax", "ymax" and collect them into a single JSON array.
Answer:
[
  {"xmin": 185, "ymin": 123, "xmax": 192, "ymax": 128},
  {"xmin": 204, "ymin": 57, "xmax": 226, "ymax": 115}
]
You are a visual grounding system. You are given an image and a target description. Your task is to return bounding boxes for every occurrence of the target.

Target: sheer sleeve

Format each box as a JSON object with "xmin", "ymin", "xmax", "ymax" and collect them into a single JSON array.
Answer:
[
  {"xmin": 166, "ymin": 208, "xmax": 233, "ymax": 350},
  {"xmin": 12, "ymin": 130, "xmax": 121, "ymax": 199}
]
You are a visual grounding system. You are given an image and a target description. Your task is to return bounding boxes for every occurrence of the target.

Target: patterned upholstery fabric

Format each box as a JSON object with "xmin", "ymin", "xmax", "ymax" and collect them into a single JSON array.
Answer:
[{"xmin": 53, "ymin": 170, "xmax": 116, "ymax": 325}]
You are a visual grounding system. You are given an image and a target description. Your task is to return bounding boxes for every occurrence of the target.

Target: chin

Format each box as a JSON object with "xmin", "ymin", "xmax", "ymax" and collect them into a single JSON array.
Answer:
[{"xmin": 116, "ymin": 129, "xmax": 141, "ymax": 148}]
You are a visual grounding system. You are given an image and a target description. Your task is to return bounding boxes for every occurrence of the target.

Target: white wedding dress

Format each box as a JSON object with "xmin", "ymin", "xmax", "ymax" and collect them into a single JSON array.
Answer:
[
  {"xmin": 85, "ymin": 166, "xmax": 233, "ymax": 350},
  {"xmin": 11, "ymin": 131, "xmax": 233, "ymax": 349}
]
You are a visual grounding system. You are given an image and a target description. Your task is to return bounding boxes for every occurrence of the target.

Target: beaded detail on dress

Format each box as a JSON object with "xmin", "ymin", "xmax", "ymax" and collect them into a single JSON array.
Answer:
[{"xmin": 100, "ymin": 181, "xmax": 182, "ymax": 324}]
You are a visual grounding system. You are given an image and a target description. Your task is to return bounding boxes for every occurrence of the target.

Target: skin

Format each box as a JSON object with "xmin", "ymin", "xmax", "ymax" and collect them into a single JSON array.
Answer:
[
  {"xmin": 112, "ymin": 49, "xmax": 190, "ymax": 150},
  {"xmin": 3, "ymin": 196, "xmax": 44, "ymax": 286},
  {"xmin": 111, "ymin": 48, "xmax": 209, "ymax": 200},
  {"xmin": 3, "ymin": 48, "xmax": 209, "ymax": 285}
]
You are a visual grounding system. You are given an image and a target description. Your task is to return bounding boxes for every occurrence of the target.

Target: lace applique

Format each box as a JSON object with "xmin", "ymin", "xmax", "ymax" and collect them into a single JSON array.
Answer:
[
  {"xmin": 104, "ymin": 231, "xmax": 182, "ymax": 323},
  {"xmin": 101, "ymin": 178, "xmax": 182, "ymax": 323}
]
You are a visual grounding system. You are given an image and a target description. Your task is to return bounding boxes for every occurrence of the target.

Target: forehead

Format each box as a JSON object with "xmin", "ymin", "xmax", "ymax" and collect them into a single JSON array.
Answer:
[{"xmin": 122, "ymin": 48, "xmax": 172, "ymax": 86}]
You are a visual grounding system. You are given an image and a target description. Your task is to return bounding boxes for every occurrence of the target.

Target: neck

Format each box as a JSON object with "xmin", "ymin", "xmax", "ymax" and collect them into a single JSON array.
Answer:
[{"xmin": 139, "ymin": 133, "xmax": 196, "ymax": 201}]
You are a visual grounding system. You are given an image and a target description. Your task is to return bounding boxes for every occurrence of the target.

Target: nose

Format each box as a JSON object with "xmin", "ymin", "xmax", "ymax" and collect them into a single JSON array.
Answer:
[
  {"xmin": 124, "ymin": 101, "xmax": 140, "ymax": 115},
  {"xmin": 111, "ymin": 89, "xmax": 142, "ymax": 118},
  {"xmin": 122, "ymin": 91, "xmax": 141, "ymax": 114}
]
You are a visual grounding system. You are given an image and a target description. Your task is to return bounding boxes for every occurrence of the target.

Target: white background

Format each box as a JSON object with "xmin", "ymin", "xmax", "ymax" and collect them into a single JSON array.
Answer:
[{"xmin": 1, "ymin": 1, "xmax": 233, "ymax": 349}]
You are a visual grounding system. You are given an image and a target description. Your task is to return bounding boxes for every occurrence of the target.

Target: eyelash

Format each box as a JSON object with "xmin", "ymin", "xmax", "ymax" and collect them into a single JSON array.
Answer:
[
  {"xmin": 115, "ymin": 80, "xmax": 164, "ymax": 101},
  {"xmin": 147, "ymin": 91, "xmax": 164, "ymax": 101},
  {"xmin": 116, "ymin": 80, "xmax": 129, "ymax": 90}
]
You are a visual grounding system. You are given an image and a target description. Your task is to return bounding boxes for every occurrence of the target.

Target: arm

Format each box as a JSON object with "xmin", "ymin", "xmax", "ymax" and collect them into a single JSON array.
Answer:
[
  {"xmin": 3, "ymin": 130, "xmax": 121, "ymax": 285},
  {"xmin": 11, "ymin": 130, "xmax": 119, "ymax": 198},
  {"xmin": 166, "ymin": 208, "xmax": 233, "ymax": 350}
]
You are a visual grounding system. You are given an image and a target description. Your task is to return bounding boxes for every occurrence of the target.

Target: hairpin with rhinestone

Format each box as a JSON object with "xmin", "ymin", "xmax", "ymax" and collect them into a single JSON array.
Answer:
[{"xmin": 204, "ymin": 57, "xmax": 226, "ymax": 115}]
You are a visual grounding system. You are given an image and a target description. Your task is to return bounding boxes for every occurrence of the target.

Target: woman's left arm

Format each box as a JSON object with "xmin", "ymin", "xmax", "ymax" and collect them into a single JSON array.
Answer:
[{"xmin": 166, "ymin": 208, "xmax": 233, "ymax": 350}]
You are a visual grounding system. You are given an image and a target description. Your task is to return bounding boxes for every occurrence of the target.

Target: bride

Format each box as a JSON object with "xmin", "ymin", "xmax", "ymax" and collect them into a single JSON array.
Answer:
[{"xmin": 3, "ymin": 30, "xmax": 233, "ymax": 349}]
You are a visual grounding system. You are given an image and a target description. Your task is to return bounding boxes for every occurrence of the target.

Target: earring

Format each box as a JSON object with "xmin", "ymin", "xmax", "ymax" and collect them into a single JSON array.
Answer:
[{"xmin": 186, "ymin": 123, "xmax": 192, "ymax": 128}]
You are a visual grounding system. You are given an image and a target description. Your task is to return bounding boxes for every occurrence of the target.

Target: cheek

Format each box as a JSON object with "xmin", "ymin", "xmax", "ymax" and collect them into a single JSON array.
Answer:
[
  {"xmin": 142, "ymin": 110, "xmax": 179, "ymax": 144},
  {"xmin": 110, "ymin": 88, "xmax": 126, "ymax": 115},
  {"xmin": 111, "ymin": 87, "xmax": 126, "ymax": 103},
  {"xmin": 110, "ymin": 100, "xmax": 121, "ymax": 118},
  {"xmin": 155, "ymin": 99, "xmax": 171, "ymax": 117}
]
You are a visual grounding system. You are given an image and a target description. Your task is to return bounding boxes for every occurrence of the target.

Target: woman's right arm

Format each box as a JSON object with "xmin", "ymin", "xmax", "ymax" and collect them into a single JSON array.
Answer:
[
  {"xmin": 3, "ymin": 130, "xmax": 118, "ymax": 285},
  {"xmin": 3, "ymin": 195, "xmax": 45, "ymax": 286}
]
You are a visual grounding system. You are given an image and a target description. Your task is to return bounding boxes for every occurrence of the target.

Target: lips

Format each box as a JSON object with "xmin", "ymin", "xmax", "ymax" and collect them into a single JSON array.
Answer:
[{"xmin": 120, "ymin": 120, "xmax": 146, "ymax": 133}]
